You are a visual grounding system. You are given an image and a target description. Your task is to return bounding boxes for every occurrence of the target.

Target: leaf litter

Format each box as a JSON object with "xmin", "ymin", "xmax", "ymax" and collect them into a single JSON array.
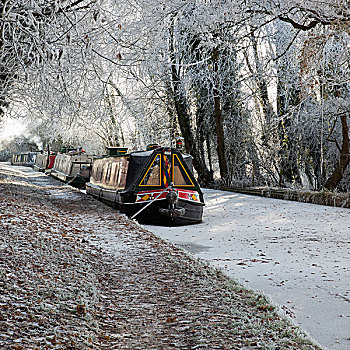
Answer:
[{"xmin": 0, "ymin": 164, "xmax": 321, "ymax": 349}]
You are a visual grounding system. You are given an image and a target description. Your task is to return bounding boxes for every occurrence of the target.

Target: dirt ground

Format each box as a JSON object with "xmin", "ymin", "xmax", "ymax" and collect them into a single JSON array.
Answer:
[{"xmin": 0, "ymin": 163, "xmax": 321, "ymax": 349}]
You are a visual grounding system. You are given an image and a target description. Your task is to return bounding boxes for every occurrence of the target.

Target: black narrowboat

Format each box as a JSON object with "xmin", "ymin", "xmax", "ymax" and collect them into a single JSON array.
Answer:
[
  {"xmin": 50, "ymin": 149, "xmax": 94, "ymax": 188},
  {"xmin": 86, "ymin": 145, "xmax": 205, "ymax": 225}
]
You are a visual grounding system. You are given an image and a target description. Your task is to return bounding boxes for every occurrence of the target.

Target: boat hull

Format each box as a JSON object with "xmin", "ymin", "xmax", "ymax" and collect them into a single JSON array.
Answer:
[
  {"xmin": 51, "ymin": 170, "xmax": 89, "ymax": 189},
  {"xmin": 86, "ymin": 183, "xmax": 204, "ymax": 225},
  {"xmin": 124, "ymin": 198, "xmax": 204, "ymax": 226}
]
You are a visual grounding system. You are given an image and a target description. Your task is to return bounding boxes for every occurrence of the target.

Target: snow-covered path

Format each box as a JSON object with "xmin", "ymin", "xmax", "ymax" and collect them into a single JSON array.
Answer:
[{"xmin": 145, "ymin": 188, "xmax": 350, "ymax": 350}]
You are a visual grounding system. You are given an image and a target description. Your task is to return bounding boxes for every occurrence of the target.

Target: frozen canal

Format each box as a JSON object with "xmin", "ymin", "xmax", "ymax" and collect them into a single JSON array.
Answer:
[{"xmin": 146, "ymin": 188, "xmax": 350, "ymax": 350}]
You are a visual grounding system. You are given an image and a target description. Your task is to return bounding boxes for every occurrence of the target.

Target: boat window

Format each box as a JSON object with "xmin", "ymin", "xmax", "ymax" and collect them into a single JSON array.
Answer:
[
  {"xmin": 112, "ymin": 162, "xmax": 119, "ymax": 186},
  {"xmin": 97, "ymin": 165, "xmax": 103, "ymax": 181},
  {"xmin": 94, "ymin": 166, "xmax": 98, "ymax": 180},
  {"xmin": 139, "ymin": 154, "xmax": 161, "ymax": 186},
  {"xmin": 100, "ymin": 164, "xmax": 105, "ymax": 182},
  {"xmin": 118, "ymin": 158, "xmax": 128, "ymax": 189},
  {"xmin": 172, "ymin": 154, "xmax": 194, "ymax": 187},
  {"xmin": 105, "ymin": 163, "xmax": 112, "ymax": 183},
  {"xmin": 93, "ymin": 165, "xmax": 100, "ymax": 181}
]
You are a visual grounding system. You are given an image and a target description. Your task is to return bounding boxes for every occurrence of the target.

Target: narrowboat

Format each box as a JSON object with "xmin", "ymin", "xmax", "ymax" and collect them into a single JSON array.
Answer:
[
  {"xmin": 50, "ymin": 148, "xmax": 94, "ymax": 188},
  {"xmin": 33, "ymin": 152, "xmax": 56, "ymax": 172},
  {"xmin": 11, "ymin": 152, "xmax": 38, "ymax": 166},
  {"xmin": 86, "ymin": 145, "xmax": 205, "ymax": 225}
]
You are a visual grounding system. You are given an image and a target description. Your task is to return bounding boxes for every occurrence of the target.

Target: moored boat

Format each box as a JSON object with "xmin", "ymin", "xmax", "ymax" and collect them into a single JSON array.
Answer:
[
  {"xmin": 50, "ymin": 148, "xmax": 94, "ymax": 188},
  {"xmin": 11, "ymin": 152, "xmax": 38, "ymax": 167},
  {"xmin": 86, "ymin": 145, "xmax": 205, "ymax": 225},
  {"xmin": 33, "ymin": 152, "xmax": 56, "ymax": 172}
]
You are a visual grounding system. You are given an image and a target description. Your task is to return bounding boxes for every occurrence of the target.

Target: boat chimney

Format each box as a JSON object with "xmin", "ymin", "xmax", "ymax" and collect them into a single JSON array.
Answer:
[
  {"xmin": 172, "ymin": 136, "xmax": 184, "ymax": 150},
  {"xmin": 106, "ymin": 146, "xmax": 128, "ymax": 156},
  {"xmin": 146, "ymin": 143, "xmax": 159, "ymax": 151}
]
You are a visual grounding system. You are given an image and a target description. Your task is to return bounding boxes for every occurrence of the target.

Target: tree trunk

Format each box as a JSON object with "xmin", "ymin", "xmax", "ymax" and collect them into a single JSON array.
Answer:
[
  {"xmin": 171, "ymin": 82, "xmax": 213, "ymax": 185},
  {"xmin": 0, "ymin": 1, "xmax": 11, "ymax": 117},
  {"xmin": 276, "ymin": 75, "xmax": 302, "ymax": 186},
  {"xmin": 195, "ymin": 93, "xmax": 206, "ymax": 164},
  {"xmin": 169, "ymin": 21, "xmax": 213, "ymax": 186},
  {"xmin": 250, "ymin": 36, "xmax": 275, "ymax": 125},
  {"xmin": 323, "ymin": 114, "xmax": 350, "ymax": 191},
  {"xmin": 165, "ymin": 80, "xmax": 177, "ymax": 141},
  {"xmin": 212, "ymin": 47, "xmax": 228, "ymax": 180}
]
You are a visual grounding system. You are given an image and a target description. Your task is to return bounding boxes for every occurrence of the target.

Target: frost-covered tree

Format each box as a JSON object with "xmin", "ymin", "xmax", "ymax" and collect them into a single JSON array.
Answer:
[
  {"xmin": 233, "ymin": 0, "xmax": 350, "ymax": 190},
  {"xmin": 267, "ymin": 1, "xmax": 350, "ymax": 190},
  {"xmin": 3, "ymin": 0, "xmax": 349, "ymax": 191},
  {"xmin": 96, "ymin": 0, "xmax": 254, "ymax": 184},
  {"xmin": 0, "ymin": 0, "xmax": 99, "ymax": 121}
]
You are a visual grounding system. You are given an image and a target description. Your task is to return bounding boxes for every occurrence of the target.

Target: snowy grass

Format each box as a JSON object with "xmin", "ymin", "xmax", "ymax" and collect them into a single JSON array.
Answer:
[{"xmin": 220, "ymin": 185, "xmax": 350, "ymax": 208}]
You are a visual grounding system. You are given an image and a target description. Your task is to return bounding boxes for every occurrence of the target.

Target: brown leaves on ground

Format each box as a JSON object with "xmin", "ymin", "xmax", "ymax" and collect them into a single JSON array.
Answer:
[{"xmin": 0, "ymin": 165, "xmax": 321, "ymax": 349}]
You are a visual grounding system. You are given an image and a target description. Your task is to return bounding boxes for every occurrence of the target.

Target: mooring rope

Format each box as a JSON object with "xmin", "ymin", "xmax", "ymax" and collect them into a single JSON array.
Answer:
[{"xmin": 131, "ymin": 185, "xmax": 173, "ymax": 220}]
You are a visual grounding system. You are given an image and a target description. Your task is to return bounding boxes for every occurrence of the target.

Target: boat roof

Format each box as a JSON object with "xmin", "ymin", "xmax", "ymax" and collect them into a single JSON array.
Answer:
[{"xmin": 123, "ymin": 147, "xmax": 194, "ymax": 196}]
